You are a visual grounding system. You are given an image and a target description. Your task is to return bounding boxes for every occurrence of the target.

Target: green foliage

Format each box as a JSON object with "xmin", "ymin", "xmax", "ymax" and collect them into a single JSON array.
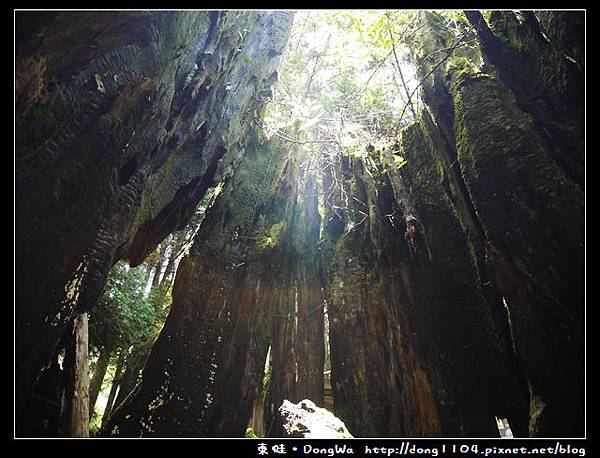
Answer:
[
  {"xmin": 244, "ymin": 427, "xmax": 258, "ymax": 438},
  {"xmin": 445, "ymin": 56, "xmax": 483, "ymax": 85},
  {"xmin": 265, "ymin": 10, "xmax": 423, "ymax": 147},
  {"xmin": 393, "ymin": 154, "xmax": 408, "ymax": 169},
  {"xmin": 264, "ymin": 9, "xmax": 486, "ymax": 157},
  {"xmin": 89, "ymin": 409, "xmax": 102, "ymax": 434},
  {"xmin": 258, "ymin": 220, "xmax": 285, "ymax": 249},
  {"xmin": 89, "ymin": 262, "xmax": 166, "ymax": 353}
]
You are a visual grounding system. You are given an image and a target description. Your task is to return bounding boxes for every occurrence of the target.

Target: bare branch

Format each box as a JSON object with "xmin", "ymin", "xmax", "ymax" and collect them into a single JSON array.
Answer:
[
  {"xmin": 393, "ymin": 23, "xmax": 476, "ymax": 138},
  {"xmin": 386, "ymin": 14, "xmax": 416, "ymax": 118}
]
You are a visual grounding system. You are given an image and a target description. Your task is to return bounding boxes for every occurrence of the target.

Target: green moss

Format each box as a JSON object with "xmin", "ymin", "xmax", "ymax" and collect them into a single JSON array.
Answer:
[
  {"xmin": 537, "ymin": 49, "xmax": 571, "ymax": 94},
  {"xmin": 401, "ymin": 117, "xmax": 496, "ymax": 329},
  {"xmin": 244, "ymin": 427, "xmax": 258, "ymax": 438},
  {"xmin": 489, "ymin": 10, "xmax": 576, "ymax": 106},
  {"xmin": 449, "ymin": 60, "xmax": 583, "ymax": 293},
  {"xmin": 257, "ymin": 220, "xmax": 285, "ymax": 249},
  {"xmin": 452, "ymin": 90, "xmax": 478, "ymax": 185},
  {"xmin": 451, "ymin": 73, "xmax": 531, "ymax": 230},
  {"xmin": 445, "ymin": 56, "xmax": 479, "ymax": 81},
  {"xmin": 490, "ymin": 11, "xmax": 527, "ymax": 51}
]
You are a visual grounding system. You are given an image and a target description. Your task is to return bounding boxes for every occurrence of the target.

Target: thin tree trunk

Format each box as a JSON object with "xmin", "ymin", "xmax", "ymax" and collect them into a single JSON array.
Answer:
[
  {"xmin": 88, "ymin": 348, "xmax": 111, "ymax": 419},
  {"xmin": 159, "ymin": 249, "xmax": 177, "ymax": 289},
  {"xmin": 111, "ymin": 364, "xmax": 137, "ymax": 411},
  {"xmin": 144, "ymin": 257, "xmax": 155, "ymax": 280},
  {"xmin": 160, "ymin": 230, "xmax": 192, "ymax": 289},
  {"xmin": 151, "ymin": 264, "xmax": 162, "ymax": 288},
  {"xmin": 62, "ymin": 312, "xmax": 89, "ymax": 437},
  {"xmin": 112, "ymin": 341, "xmax": 153, "ymax": 409},
  {"xmin": 151, "ymin": 242, "xmax": 168, "ymax": 288},
  {"xmin": 100, "ymin": 352, "xmax": 125, "ymax": 427},
  {"xmin": 386, "ymin": 15, "xmax": 416, "ymax": 118}
]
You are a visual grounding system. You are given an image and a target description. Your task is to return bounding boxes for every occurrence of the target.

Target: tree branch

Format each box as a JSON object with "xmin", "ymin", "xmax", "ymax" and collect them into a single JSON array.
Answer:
[
  {"xmin": 386, "ymin": 14, "xmax": 416, "ymax": 118},
  {"xmin": 393, "ymin": 23, "xmax": 475, "ymax": 138}
]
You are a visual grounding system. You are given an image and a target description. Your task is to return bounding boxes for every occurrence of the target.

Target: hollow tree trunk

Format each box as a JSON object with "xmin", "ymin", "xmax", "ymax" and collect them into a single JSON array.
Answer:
[
  {"xmin": 449, "ymin": 71, "xmax": 584, "ymax": 436},
  {"xmin": 293, "ymin": 175, "xmax": 324, "ymax": 406},
  {"xmin": 400, "ymin": 123, "xmax": 530, "ymax": 437},
  {"xmin": 323, "ymin": 158, "xmax": 444, "ymax": 438},
  {"xmin": 100, "ymin": 131, "xmax": 295, "ymax": 437},
  {"xmin": 17, "ymin": 9, "xmax": 583, "ymax": 441},
  {"xmin": 266, "ymin": 281, "xmax": 298, "ymax": 437},
  {"xmin": 16, "ymin": 13, "xmax": 293, "ymax": 434},
  {"xmin": 263, "ymin": 148, "xmax": 325, "ymax": 438},
  {"xmin": 390, "ymin": 11, "xmax": 585, "ymax": 437}
]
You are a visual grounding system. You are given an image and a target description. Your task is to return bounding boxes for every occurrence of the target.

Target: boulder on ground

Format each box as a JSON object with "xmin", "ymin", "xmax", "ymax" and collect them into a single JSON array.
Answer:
[{"xmin": 278, "ymin": 399, "xmax": 353, "ymax": 438}]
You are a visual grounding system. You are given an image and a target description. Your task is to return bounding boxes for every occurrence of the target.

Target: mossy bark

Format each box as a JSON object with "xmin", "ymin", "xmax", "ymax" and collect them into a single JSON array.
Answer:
[
  {"xmin": 401, "ymin": 119, "xmax": 530, "ymax": 437},
  {"xmin": 321, "ymin": 155, "xmax": 442, "ymax": 437},
  {"xmin": 465, "ymin": 10, "xmax": 584, "ymax": 188},
  {"xmin": 400, "ymin": 10, "xmax": 584, "ymax": 437},
  {"xmin": 265, "ymin": 146, "xmax": 325, "ymax": 437},
  {"xmin": 451, "ymin": 69, "xmax": 584, "ymax": 436},
  {"xmin": 100, "ymin": 132, "xmax": 293, "ymax": 437},
  {"xmin": 16, "ymin": 11, "xmax": 293, "ymax": 435}
]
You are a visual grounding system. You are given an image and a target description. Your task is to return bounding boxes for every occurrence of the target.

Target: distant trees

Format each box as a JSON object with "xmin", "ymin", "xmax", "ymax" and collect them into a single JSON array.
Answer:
[
  {"xmin": 87, "ymin": 202, "xmax": 211, "ymax": 433},
  {"xmin": 87, "ymin": 261, "xmax": 165, "ymax": 430}
]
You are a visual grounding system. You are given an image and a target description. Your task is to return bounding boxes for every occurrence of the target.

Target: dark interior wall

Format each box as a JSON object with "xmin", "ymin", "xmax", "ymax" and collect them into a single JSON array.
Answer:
[
  {"xmin": 15, "ymin": 10, "xmax": 294, "ymax": 435},
  {"xmin": 319, "ymin": 10, "xmax": 583, "ymax": 438}
]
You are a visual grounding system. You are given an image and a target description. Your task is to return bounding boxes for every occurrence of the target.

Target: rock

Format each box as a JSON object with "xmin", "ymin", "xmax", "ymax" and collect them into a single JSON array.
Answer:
[{"xmin": 278, "ymin": 399, "xmax": 353, "ymax": 438}]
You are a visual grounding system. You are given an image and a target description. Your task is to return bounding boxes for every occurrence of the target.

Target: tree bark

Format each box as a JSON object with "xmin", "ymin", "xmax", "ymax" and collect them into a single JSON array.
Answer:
[
  {"xmin": 62, "ymin": 312, "xmax": 89, "ymax": 437},
  {"xmin": 88, "ymin": 348, "xmax": 111, "ymax": 419},
  {"xmin": 464, "ymin": 10, "xmax": 584, "ymax": 188},
  {"xmin": 16, "ymin": 10, "xmax": 295, "ymax": 436},
  {"xmin": 159, "ymin": 240, "xmax": 181, "ymax": 289},
  {"xmin": 112, "ymin": 342, "xmax": 153, "ymax": 409},
  {"xmin": 323, "ymin": 158, "xmax": 444, "ymax": 437},
  {"xmin": 100, "ymin": 131, "xmax": 294, "ymax": 437},
  {"xmin": 100, "ymin": 351, "xmax": 125, "ymax": 427},
  {"xmin": 151, "ymin": 242, "xmax": 169, "ymax": 288},
  {"xmin": 293, "ymin": 175, "xmax": 324, "ymax": 406}
]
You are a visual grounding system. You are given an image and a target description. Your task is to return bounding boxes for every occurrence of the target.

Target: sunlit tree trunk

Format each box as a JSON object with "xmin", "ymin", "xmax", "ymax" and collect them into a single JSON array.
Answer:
[
  {"xmin": 62, "ymin": 312, "xmax": 89, "ymax": 437},
  {"xmin": 159, "ymin": 251, "xmax": 177, "ymax": 289},
  {"xmin": 112, "ymin": 342, "xmax": 153, "ymax": 409},
  {"xmin": 100, "ymin": 351, "xmax": 125, "ymax": 427},
  {"xmin": 151, "ymin": 242, "xmax": 169, "ymax": 288},
  {"xmin": 88, "ymin": 348, "xmax": 111, "ymax": 419}
]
